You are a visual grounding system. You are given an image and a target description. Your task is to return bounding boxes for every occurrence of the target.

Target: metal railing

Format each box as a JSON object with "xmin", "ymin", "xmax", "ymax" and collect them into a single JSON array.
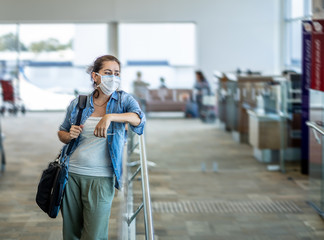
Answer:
[
  {"xmin": 306, "ymin": 121, "xmax": 324, "ymax": 144},
  {"xmin": 306, "ymin": 121, "xmax": 324, "ymax": 219},
  {"xmin": 118, "ymin": 128, "xmax": 155, "ymax": 240}
]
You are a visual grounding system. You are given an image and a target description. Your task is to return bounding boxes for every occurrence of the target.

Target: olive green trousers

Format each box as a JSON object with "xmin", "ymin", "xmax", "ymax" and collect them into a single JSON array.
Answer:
[{"xmin": 62, "ymin": 172, "xmax": 115, "ymax": 240}]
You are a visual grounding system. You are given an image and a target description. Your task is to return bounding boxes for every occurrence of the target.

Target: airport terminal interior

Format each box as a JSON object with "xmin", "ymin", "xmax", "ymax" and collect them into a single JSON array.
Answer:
[{"xmin": 1, "ymin": 0, "xmax": 324, "ymax": 239}]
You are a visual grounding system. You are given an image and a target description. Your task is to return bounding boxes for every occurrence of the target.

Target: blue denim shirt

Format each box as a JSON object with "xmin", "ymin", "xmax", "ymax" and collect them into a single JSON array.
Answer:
[{"xmin": 59, "ymin": 90, "xmax": 146, "ymax": 189}]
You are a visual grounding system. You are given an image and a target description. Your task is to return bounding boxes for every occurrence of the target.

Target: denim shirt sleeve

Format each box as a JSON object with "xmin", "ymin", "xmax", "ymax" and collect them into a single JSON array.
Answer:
[
  {"xmin": 124, "ymin": 93, "xmax": 146, "ymax": 135},
  {"xmin": 59, "ymin": 98, "xmax": 77, "ymax": 132}
]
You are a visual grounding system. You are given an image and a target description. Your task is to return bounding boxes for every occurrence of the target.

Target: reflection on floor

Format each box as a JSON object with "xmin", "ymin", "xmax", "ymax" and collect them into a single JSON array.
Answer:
[{"xmin": 0, "ymin": 112, "xmax": 323, "ymax": 240}]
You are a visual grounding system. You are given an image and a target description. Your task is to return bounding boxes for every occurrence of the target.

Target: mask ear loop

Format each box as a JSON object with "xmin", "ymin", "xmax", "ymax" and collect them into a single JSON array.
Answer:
[{"xmin": 93, "ymin": 72, "xmax": 101, "ymax": 88}]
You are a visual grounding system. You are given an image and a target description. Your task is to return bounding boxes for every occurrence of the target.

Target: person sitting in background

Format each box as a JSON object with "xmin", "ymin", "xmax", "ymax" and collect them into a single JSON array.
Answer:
[
  {"xmin": 133, "ymin": 71, "xmax": 150, "ymax": 113},
  {"xmin": 158, "ymin": 77, "xmax": 168, "ymax": 101},
  {"xmin": 159, "ymin": 77, "xmax": 167, "ymax": 88},
  {"xmin": 194, "ymin": 70, "xmax": 210, "ymax": 116}
]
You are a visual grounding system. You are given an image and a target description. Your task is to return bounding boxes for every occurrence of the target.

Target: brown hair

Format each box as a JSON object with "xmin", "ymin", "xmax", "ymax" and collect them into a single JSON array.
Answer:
[
  {"xmin": 195, "ymin": 70, "xmax": 207, "ymax": 83},
  {"xmin": 87, "ymin": 55, "xmax": 121, "ymax": 98}
]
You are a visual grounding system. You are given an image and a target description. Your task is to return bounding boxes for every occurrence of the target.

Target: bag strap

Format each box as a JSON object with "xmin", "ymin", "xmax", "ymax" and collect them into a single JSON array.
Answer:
[
  {"xmin": 110, "ymin": 91, "xmax": 122, "ymax": 135},
  {"xmin": 65, "ymin": 95, "xmax": 87, "ymax": 156}
]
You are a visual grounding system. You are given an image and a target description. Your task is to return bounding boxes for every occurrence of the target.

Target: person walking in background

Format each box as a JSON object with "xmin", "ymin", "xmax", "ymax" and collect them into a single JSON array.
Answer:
[
  {"xmin": 194, "ymin": 70, "xmax": 211, "ymax": 116},
  {"xmin": 133, "ymin": 71, "xmax": 150, "ymax": 113},
  {"xmin": 58, "ymin": 55, "xmax": 146, "ymax": 240}
]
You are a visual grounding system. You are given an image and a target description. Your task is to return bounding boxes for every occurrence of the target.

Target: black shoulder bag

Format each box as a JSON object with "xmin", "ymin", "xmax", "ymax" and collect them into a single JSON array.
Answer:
[{"xmin": 35, "ymin": 95, "xmax": 87, "ymax": 218}]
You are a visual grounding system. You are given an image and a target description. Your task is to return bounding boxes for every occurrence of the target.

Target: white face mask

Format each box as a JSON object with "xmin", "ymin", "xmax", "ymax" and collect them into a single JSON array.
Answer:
[{"xmin": 96, "ymin": 73, "xmax": 120, "ymax": 96}]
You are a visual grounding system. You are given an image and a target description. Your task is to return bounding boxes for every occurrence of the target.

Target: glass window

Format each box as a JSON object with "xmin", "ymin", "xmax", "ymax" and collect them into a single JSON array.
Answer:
[
  {"xmin": 290, "ymin": 20, "xmax": 302, "ymax": 65},
  {"xmin": 118, "ymin": 23, "xmax": 196, "ymax": 91},
  {"xmin": 0, "ymin": 23, "xmax": 109, "ymax": 111},
  {"xmin": 0, "ymin": 24, "xmax": 19, "ymax": 79},
  {"xmin": 284, "ymin": 0, "xmax": 312, "ymax": 71},
  {"xmin": 18, "ymin": 24, "xmax": 107, "ymax": 94},
  {"xmin": 290, "ymin": 0, "xmax": 305, "ymax": 18}
]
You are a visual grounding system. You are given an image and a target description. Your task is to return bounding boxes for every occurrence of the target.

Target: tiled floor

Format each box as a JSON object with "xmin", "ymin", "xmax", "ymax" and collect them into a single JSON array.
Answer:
[{"xmin": 0, "ymin": 112, "xmax": 323, "ymax": 240}]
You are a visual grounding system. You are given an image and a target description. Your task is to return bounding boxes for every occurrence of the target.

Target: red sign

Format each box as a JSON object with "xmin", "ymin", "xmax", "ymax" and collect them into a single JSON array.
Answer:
[
  {"xmin": 0, "ymin": 80, "xmax": 14, "ymax": 102},
  {"xmin": 311, "ymin": 20, "xmax": 324, "ymax": 91}
]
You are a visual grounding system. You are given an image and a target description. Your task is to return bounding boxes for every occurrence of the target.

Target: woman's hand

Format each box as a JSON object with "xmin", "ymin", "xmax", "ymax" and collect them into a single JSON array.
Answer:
[
  {"xmin": 69, "ymin": 125, "xmax": 84, "ymax": 140},
  {"xmin": 94, "ymin": 115, "xmax": 111, "ymax": 138}
]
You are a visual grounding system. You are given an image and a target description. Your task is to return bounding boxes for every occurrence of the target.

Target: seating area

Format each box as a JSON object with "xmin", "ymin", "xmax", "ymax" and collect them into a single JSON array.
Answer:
[{"xmin": 145, "ymin": 88, "xmax": 192, "ymax": 112}]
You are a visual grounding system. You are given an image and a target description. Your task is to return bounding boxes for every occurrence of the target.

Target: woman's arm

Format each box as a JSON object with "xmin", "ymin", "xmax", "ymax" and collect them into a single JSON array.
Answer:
[
  {"xmin": 58, "ymin": 125, "xmax": 84, "ymax": 144},
  {"xmin": 58, "ymin": 130, "xmax": 71, "ymax": 144},
  {"xmin": 107, "ymin": 112, "xmax": 140, "ymax": 126},
  {"xmin": 94, "ymin": 113, "xmax": 140, "ymax": 138}
]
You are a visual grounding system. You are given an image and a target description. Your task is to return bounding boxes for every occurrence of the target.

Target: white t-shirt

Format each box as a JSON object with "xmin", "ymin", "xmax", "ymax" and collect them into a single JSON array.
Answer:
[{"xmin": 69, "ymin": 117, "xmax": 114, "ymax": 177}]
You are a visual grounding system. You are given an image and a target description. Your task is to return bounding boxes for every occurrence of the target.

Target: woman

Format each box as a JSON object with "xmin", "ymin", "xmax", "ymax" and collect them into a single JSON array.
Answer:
[{"xmin": 58, "ymin": 55, "xmax": 146, "ymax": 239}]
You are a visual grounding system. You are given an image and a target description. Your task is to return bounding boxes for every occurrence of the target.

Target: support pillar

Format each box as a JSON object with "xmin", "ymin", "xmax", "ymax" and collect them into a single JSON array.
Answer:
[{"xmin": 108, "ymin": 22, "xmax": 119, "ymax": 57}]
